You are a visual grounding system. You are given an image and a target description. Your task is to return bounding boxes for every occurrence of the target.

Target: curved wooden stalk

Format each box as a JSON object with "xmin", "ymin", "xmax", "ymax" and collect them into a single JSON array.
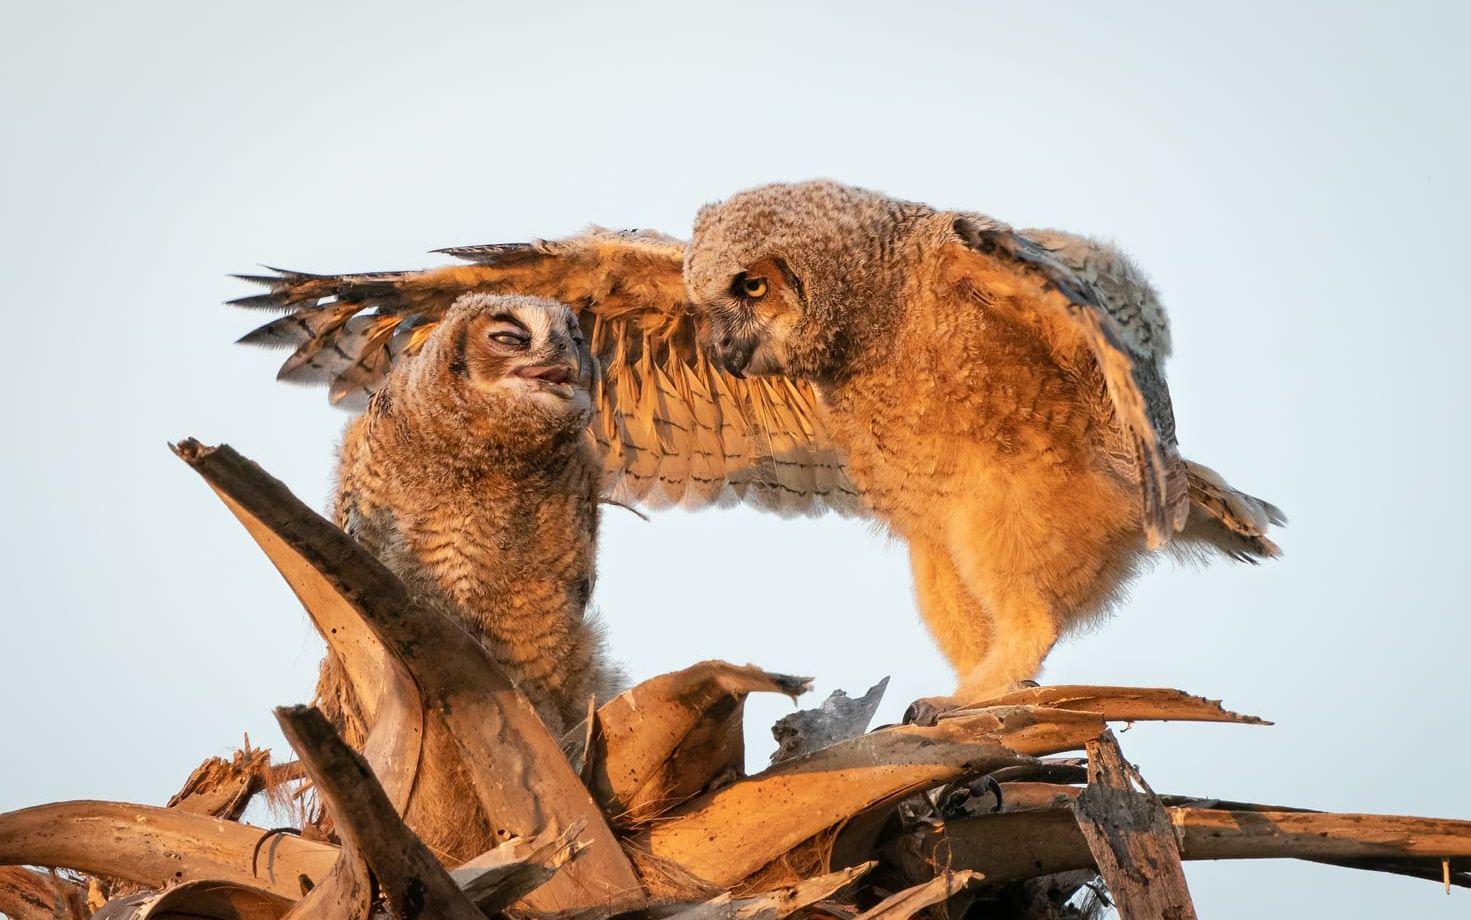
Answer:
[
  {"xmin": 590, "ymin": 661, "xmax": 811, "ymax": 825},
  {"xmin": 91, "ymin": 880, "xmax": 292, "ymax": 920},
  {"xmin": 0, "ymin": 801, "xmax": 338, "ymax": 899},
  {"xmin": 173, "ymin": 439, "xmax": 644, "ymax": 914},
  {"xmin": 171, "ymin": 439, "xmax": 422, "ymax": 813},
  {"xmin": 955, "ymin": 685, "xmax": 1267, "ymax": 726},
  {"xmin": 636, "ymin": 707, "xmax": 1106, "ymax": 888},
  {"xmin": 897, "ymin": 806, "xmax": 1471, "ymax": 888}
]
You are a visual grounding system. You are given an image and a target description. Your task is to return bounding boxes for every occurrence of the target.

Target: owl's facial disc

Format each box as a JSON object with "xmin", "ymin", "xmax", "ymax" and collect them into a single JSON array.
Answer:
[
  {"xmin": 463, "ymin": 310, "xmax": 591, "ymax": 413},
  {"xmin": 705, "ymin": 257, "xmax": 800, "ymax": 377}
]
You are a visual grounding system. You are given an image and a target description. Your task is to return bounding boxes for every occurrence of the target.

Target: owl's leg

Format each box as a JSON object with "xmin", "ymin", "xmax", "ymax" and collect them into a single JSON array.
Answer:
[
  {"xmin": 952, "ymin": 592, "xmax": 1060, "ymax": 705},
  {"xmin": 903, "ymin": 539, "xmax": 997, "ymax": 725},
  {"xmin": 940, "ymin": 523, "xmax": 1065, "ymax": 708},
  {"xmin": 908, "ymin": 537, "xmax": 993, "ymax": 676},
  {"xmin": 906, "ymin": 599, "xmax": 1058, "ymax": 725}
]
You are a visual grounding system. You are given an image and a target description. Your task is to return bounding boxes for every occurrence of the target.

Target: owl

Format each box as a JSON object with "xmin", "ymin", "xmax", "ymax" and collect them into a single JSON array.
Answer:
[
  {"xmin": 234, "ymin": 180, "xmax": 1281, "ymax": 720},
  {"xmin": 316, "ymin": 292, "xmax": 625, "ymax": 749}
]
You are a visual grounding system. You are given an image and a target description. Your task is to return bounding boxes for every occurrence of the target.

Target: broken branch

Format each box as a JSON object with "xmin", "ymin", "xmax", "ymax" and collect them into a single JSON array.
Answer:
[
  {"xmin": 274, "ymin": 704, "xmax": 483, "ymax": 920},
  {"xmin": 173, "ymin": 439, "xmax": 644, "ymax": 913}
]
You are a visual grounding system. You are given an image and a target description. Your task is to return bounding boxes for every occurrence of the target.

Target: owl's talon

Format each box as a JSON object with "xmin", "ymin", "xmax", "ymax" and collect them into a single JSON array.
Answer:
[
  {"xmin": 903, "ymin": 697, "xmax": 956, "ymax": 727},
  {"xmin": 936, "ymin": 773, "xmax": 1005, "ymax": 818}
]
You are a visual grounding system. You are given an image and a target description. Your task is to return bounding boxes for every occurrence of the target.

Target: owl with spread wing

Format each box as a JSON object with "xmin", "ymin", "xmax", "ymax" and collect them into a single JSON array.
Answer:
[{"xmin": 232, "ymin": 179, "xmax": 1282, "ymax": 720}]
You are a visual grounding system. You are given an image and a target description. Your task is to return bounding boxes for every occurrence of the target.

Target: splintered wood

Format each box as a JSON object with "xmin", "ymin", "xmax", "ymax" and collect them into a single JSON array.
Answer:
[
  {"xmin": 1072, "ymin": 731, "xmax": 1195, "ymax": 920},
  {"xmin": 0, "ymin": 438, "xmax": 1466, "ymax": 920}
]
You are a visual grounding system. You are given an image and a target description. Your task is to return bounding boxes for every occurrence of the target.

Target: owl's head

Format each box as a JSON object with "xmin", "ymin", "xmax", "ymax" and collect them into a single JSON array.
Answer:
[
  {"xmin": 410, "ymin": 293, "xmax": 593, "ymax": 428},
  {"xmin": 686, "ymin": 180, "xmax": 924, "ymax": 384}
]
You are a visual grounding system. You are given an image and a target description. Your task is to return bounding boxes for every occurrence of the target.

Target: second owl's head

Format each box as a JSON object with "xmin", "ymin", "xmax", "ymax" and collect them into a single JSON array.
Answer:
[
  {"xmin": 686, "ymin": 179, "xmax": 925, "ymax": 384},
  {"xmin": 409, "ymin": 293, "xmax": 594, "ymax": 429}
]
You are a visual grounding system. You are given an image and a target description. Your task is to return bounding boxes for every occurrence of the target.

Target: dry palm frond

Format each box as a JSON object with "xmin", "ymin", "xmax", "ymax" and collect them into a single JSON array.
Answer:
[{"xmin": 1, "ymin": 438, "xmax": 1467, "ymax": 920}]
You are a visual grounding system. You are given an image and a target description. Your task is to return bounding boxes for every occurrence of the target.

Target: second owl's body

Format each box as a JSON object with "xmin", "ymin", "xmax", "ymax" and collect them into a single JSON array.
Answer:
[
  {"xmin": 816, "ymin": 236, "xmax": 1151, "ymax": 691},
  {"xmin": 690, "ymin": 181, "xmax": 1282, "ymax": 711},
  {"xmin": 317, "ymin": 294, "xmax": 623, "ymax": 749}
]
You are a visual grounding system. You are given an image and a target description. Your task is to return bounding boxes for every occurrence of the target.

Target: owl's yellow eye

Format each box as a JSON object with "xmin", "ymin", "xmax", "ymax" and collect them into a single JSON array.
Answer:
[{"xmin": 739, "ymin": 276, "xmax": 769, "ymax": 300}]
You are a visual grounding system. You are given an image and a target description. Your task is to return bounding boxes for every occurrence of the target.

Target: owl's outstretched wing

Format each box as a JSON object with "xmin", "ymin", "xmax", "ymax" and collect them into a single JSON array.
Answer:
[
  {"xmin": 232, "ymin": 228, "xmax": 863, "ymax": 517},
  {"xmin": 947, "ymin": 217, "xmax": 1190, "ymax": 548}
]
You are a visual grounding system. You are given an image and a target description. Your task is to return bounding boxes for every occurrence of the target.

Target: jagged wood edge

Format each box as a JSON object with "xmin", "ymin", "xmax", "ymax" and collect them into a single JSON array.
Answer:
[
  {"xmin": 952, "ymin": 685, "xmax": 1268, "ymax": 726},
  {"xmin": 663, "ymin": 862, "xmax": 876, "ymax": 920},
  {"xmin": 852, "ymin": 870, "xmax": 981, "ymax": 920}
]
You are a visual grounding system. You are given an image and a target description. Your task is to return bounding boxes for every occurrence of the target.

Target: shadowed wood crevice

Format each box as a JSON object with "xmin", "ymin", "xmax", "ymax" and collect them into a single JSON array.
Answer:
[
  {"xmin": 274, "ymin": 705, "xmax": 483, "ymax": 920},
  {"xmin": 0, "ymin": 867, "xmax": 87, "ymax": 920},
  {"xmin": 637, "ymin": 707, "xmax": 1109, "ymax": 889},
  {"xmin": 589, "ymin": 661, "xmax": 812, "ymax": 826},
  {"xmin": 90, "ymin": 880, "xmax": 293, "ymax": 920}
]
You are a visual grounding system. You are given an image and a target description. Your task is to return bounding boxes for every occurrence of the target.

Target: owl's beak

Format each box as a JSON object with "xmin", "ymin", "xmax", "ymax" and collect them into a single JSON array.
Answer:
[{"xmin": 713, "ymin": 333, "xmax": 757, "ymax": 379}]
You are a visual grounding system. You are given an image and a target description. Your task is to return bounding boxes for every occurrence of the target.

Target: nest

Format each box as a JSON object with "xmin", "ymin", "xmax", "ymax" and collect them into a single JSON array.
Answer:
[{"xmin": 1, "ymin": 439, "xmax": 1467, "ymax": 920}]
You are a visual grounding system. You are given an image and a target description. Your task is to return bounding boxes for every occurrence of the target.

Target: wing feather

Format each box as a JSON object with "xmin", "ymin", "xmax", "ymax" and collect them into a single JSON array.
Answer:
[
  {"xmin": 950, "ymin": 216, "xmax": 1190, "ymax": 547},
  {"xmin": 231, "ymin": 229, "xmax": 862, "ymax": 518}
]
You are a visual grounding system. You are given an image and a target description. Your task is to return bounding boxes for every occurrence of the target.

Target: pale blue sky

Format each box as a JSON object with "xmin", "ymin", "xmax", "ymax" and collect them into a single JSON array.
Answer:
[{"xmin": 2, "ymin": 2, "xmax": 1468, "ymax": 917}]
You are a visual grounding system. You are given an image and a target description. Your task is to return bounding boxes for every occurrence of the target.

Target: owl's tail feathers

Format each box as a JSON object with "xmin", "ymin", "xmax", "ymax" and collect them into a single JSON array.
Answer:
[{"xmin": 1174, "ymin": 459, "xmax": 1286, "ymax": 563}]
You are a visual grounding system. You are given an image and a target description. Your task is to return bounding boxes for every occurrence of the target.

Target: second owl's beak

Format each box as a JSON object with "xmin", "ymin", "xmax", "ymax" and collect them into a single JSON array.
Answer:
[{"xmin": 515, "ymin": 363, "xmax": 574, "ymax": 386}]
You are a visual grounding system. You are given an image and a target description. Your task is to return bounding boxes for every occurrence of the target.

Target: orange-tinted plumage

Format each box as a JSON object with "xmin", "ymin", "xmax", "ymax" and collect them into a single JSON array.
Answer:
[
  {"xmin": 233, "ymin": 184, "xmax": 1283, "ymax": 714},
  {"xmin": 317, "ymin": 294, "xmax": 624, "ymax": 744}
]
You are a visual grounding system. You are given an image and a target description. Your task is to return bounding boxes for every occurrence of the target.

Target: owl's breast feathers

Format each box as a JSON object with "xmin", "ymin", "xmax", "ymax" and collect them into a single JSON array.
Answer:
[{"xmin": 332, "ymin": 377, "xmax": 607, "ymax": 732}]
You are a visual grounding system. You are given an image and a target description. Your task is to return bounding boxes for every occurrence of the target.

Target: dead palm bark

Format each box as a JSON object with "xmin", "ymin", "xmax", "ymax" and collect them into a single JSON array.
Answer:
[{"xmin": 3, "ymin": 438, "xmax": 1470, "ymax": 920}]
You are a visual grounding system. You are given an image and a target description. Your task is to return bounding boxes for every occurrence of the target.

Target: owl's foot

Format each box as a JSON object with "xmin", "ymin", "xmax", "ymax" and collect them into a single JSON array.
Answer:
[
  {"xmin": 902, "ymin": 696, "xmax": 953, "ymax": 727},
  {"xmin": 903, "ymin": 680, "xmax": 1044, "ymax": 726}
]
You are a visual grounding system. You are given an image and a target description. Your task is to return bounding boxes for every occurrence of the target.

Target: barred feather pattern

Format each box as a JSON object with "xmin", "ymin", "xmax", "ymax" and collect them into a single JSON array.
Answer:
[
  {"xmin": 317, "ymin": 295, "xmax": 626, "ymax": 737},
  {"xmin": 232, "ymin": 229, "xmax": 864, "ymax": 516},
  {"xmin": 1179, "ymin": 460, "xmax": 1286, "ymax": 562},
  {"xmin": 951, "ymin": 218, "xmax": 1191, "ymax": 549}
]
